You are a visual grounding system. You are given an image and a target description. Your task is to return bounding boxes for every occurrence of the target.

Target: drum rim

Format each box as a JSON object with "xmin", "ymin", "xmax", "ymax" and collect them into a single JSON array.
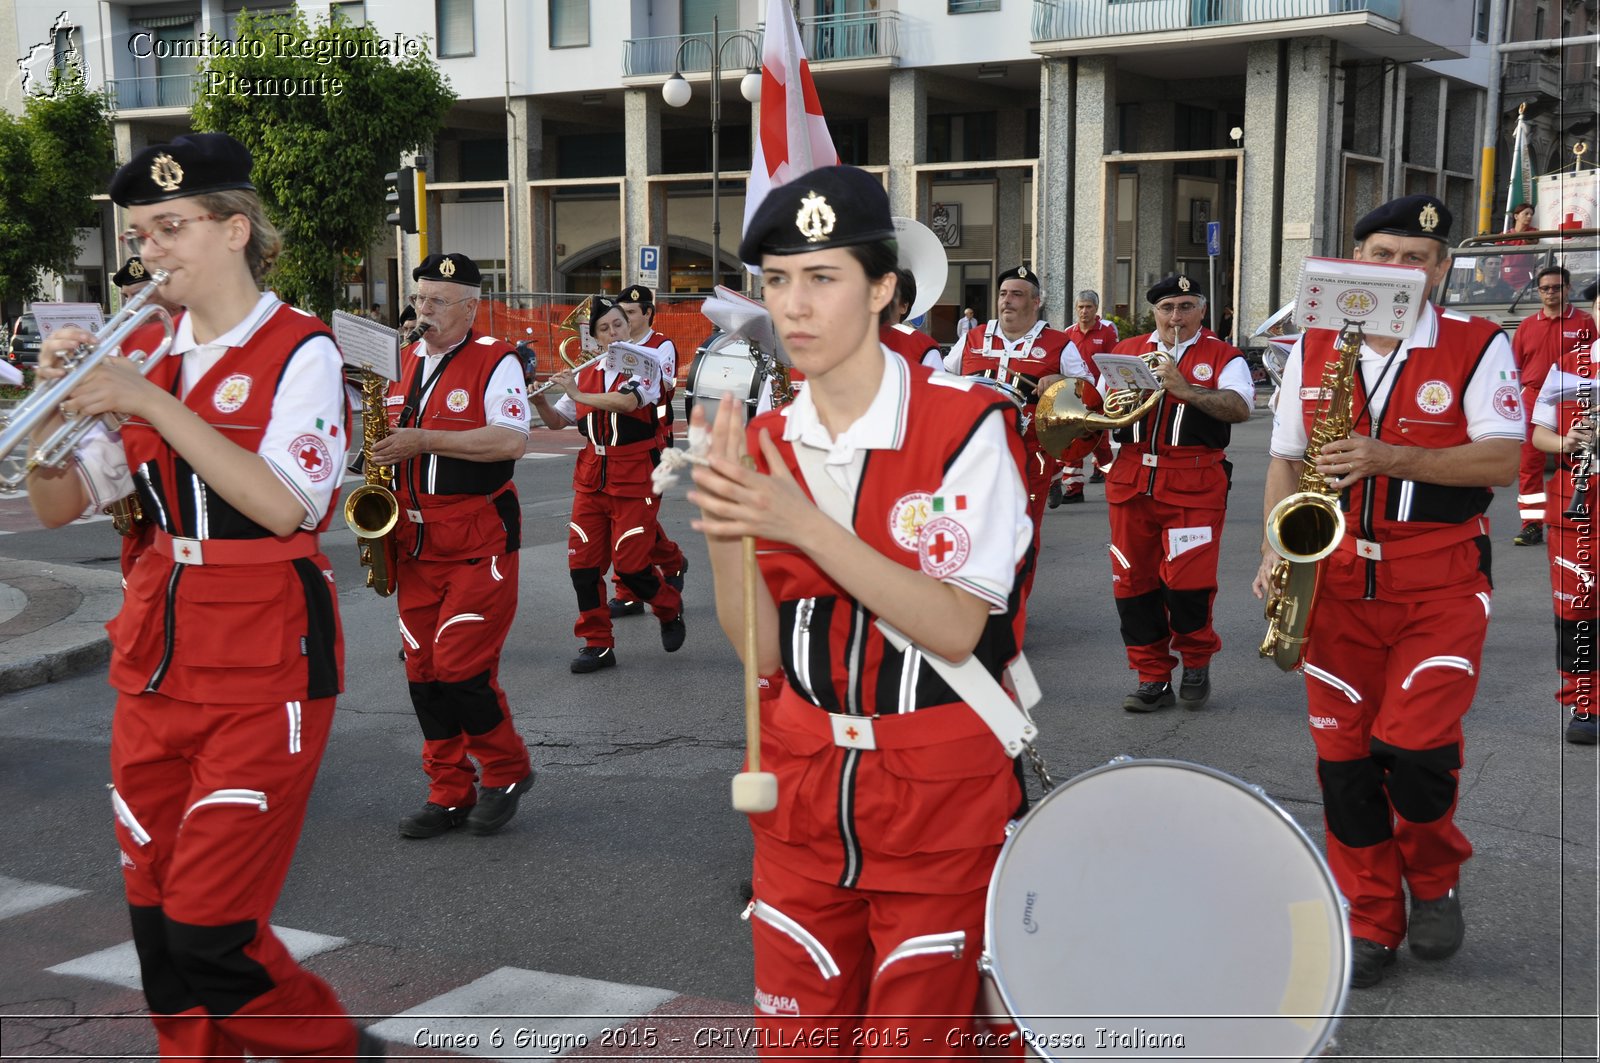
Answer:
[
  {"xmin": 685, "ymin": 338, "xmax": 767, "ymax": 409},
  {"xmin": 981, "ymin": 755, "xmax": 1351, "ymax": 1060}
]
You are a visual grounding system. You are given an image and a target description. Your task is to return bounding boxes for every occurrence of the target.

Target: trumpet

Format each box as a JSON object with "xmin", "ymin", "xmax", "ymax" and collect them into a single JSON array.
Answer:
[{"xmin": 0, "ymin": 271, "xmax": 175, "ymax": 492}]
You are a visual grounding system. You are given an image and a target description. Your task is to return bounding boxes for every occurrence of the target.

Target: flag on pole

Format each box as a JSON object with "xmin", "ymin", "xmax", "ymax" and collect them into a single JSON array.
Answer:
[
  {"xmin": 742, "ymin": 0, "xmax": 839, "ymax": 249},
  {"xmin": 1503, "ymin": 105, "xmax": 1536, "ymax": 231}
]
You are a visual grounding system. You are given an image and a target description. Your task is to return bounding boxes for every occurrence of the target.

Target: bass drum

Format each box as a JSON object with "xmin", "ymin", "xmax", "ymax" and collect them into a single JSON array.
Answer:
[
  {"xmin": 685, "ymin": 338, "xmax": 767, "ymax": 425},
  {"xmin": 982, "ymin": 758, "xmax": 1348, "ymax": 1061},
  {"xmin": 965, "ymin": 374, "xmax": 1027, "ymax": 421}
]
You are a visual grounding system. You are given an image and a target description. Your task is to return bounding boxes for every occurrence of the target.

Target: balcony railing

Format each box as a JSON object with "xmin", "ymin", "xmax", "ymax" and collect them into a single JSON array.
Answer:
[
  {"xmin": 798, "ymin": 10, "xmax": 900, "ymax": 63},
  {"xmin": 1562, "ymin": 78, "xmax": 1599, "ymax": 117},
  {"xmin": 1502, "ymin": 58, "xmax": 1564, "ymax": 100},
  {"xmin": 106, "ymin": 73, "xmax": 198, "ymax": 110},
  {"xmin": 624, "ymin": 11, "xmax": 900, "ymax": 77},
  {"xmin": 1032, "ymin": 0, "xmax": 1401, "ymax": 42}
]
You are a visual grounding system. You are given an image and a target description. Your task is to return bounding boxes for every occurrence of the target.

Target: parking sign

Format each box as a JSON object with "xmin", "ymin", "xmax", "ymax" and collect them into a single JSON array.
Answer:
[
  {"xmin": 1205, "ymin": 221, "xmax": 1222, "ymax": 258},
  {"xmin": 638, "ymin": 245, "xmax": 661, "ymax": 289}
]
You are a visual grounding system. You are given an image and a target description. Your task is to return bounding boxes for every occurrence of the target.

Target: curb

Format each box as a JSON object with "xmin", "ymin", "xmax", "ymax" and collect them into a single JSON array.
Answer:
[{"xmin": 0, "ymin": 557, "xmax": 122, "ymax": 695}]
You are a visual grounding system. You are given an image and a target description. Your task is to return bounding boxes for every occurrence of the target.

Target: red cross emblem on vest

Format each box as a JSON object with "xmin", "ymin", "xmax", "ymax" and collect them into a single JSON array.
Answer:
[
  {"xmin": 179, "ymin": 543, "xmax": 194, "ymax": 560},
  {"xmin": 928, "ymin": 532, "xmax": 957, "ymax": 564}
]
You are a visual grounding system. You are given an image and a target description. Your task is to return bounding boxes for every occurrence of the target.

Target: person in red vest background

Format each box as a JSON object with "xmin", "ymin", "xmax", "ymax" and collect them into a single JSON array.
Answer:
[
  {"xmin": 1511, "ymin": 266, "xmax": 1590, "ymax": 547},
  {"xmin": 1055, "ymin": 288, "xmax": 1119, "ymax": 505}
]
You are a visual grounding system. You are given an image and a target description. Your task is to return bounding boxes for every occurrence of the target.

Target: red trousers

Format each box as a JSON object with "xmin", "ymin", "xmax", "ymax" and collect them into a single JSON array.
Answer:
[
  {"xmin": 1061, "ymin": 433, "xmax": 1113, "ymax": 496},
  {"xmin": 569, "ymin": 489, "xmax": 682, "ymax": 646},
  {"xmin": 1546, "ymin": 522, "xmax": 1598, "ymax": 713},
  {"xmin": 397, "ymin": 552, "xmax": 530, "ymax": 807},
  {"xmin": 1517, "ymin": 386, "xmax": 1547, "ymax": 522},
  {"xmin": 111, "ymin": 690, "xmax": 358, "ymax": 1058},
  {"xmin": 1106, "ymin": 494, "xmax": 1225, "ymax": 680},
  {"xmin": 610, "ymin": 493, "xmax": 688, "ymax": 602},
  {"xmin": 1302, "ymin": 594, "xmax": 1484, "ymax": 948}
]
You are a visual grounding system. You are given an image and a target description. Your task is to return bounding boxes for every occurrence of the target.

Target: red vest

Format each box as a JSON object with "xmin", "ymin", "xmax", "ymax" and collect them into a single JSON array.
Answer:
[
  {"xmin": 387, "ymin": 331, "xmax": 522, "ymax": 560},
  {"xmin": 1104, "ymin": 330, "xmax": 1243, "ymax": 506},
  {"xmin": 639, "ymin": 329, "xmax": 677, "ymax": 446},
  {"xmin": 880, "ymin": 322, "xmax": 941, "ymax": 368},
  {"xmin": 1541, "ymin": 341, "xmax": 1599, "ymax": 528},
  {"xmin": 1514, "ymin": 305, "xmax": 1594, "ymax": 395},
  {"xmin": 1301, "ymin": 310, "xmax": 1502, "ymax": 601},
  {"xmin": 572, "ymin": 360, "xmax": 660, "ymax": 496},
  {"xmin": 109, "ymin": 305, "xmax": 343, "ymax": 703},
  {"xmin": 1064, "ymin": 318, "xmax": 1119, "ymax": 363},
  {"xmin": 956, "ymin": 321, "xmax": 1072, "ymax": 406}
]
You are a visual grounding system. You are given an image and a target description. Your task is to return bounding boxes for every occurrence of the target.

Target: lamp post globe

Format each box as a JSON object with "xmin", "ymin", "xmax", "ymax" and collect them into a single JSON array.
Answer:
[
  {"xmin": 740, "ymin": 70, "xmax": 762, "ymax": 103},
  {"xmin": 662, "ymin": 74, "xmax": 692, "ymax": 108}
]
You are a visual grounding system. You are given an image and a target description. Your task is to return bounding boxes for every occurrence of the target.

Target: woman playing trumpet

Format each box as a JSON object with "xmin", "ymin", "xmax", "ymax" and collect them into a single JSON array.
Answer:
[{"xmin": 23, "ymin": 134, "xmax": 368, "ymax": 1059}]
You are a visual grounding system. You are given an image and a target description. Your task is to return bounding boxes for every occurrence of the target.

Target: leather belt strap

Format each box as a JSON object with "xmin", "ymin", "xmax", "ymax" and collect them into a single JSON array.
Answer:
[{"xmin": 1341, "ymin": 516, "xmax": 1489, "ymax": 562}]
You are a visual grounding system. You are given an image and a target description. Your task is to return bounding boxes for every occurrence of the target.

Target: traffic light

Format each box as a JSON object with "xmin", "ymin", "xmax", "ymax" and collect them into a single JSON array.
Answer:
[{"xmin": 385, "ymin": 166, "xmax": 417, "ymax": 233}]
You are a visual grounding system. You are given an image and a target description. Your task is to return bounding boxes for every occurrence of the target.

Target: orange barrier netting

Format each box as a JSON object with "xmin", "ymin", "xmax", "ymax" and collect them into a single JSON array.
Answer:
[{"xmin": 473, "ymin": 301, "xmax": 720, "ymax": 385}]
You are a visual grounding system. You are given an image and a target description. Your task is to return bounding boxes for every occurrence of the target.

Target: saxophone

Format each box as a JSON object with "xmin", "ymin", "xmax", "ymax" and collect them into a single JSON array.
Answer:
[
  {"xmin": 342, "ymin": 369, "xmax": 402, "ymax": 597},
  {"xmin": 1259, "ymin": 323, "xmax": 1360, "ymax": 671}
]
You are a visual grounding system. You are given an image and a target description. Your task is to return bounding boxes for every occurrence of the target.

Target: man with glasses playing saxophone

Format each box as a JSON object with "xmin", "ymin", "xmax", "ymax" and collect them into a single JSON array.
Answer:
[
  {"xmin": 1253, "ymin": 195, "xmax": 1523, "ymax": 988},
  {"xmin": 371, "ymin": 252, "xmax": 535, "ymax": 839},
  {"xmin": 1105, "ymin": 273, "xmax": 1253, "ymax": 713}
]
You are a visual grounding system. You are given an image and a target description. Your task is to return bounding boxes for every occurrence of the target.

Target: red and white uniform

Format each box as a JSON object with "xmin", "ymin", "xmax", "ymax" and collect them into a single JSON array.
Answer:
[
  {"xmin": 745, "ymin": 349, "xmax": 1031, "ymax": 1054},
  {"xmin": 1102, "ymin": 328, "xmax": 1252, "ymax": 680},
  {"xmin": 610, "ymin": 329, "xmax": 687, "ymax": 603},
  {"xmin": 72, "ymin": 294, "xmax": 360, "ymax": 1058},
  {"xmin": 879, "ymin": 321, "xmax": 944, "ymax": 370},
  {"xmin": 555, "ymin": 358, "xmax": 683, "ymax": 645},
  {"xmin": 387, "ymin": 330, "xmax": 532, "ymax": 810},
  {"xmin": 1060, "ymin": 317, "xmax": 1120, "ymax": 492},
  {"xmin": 1514, "ymin": 306, "xmax": 1594, "ymax": 521},
  {"xmin": 1531, "ymin": 333, "xmax": 1598, "ymax": 718},
  {"xmin": 1270, "ymin": 304, "xmax": 1523, "ymax": 949}
]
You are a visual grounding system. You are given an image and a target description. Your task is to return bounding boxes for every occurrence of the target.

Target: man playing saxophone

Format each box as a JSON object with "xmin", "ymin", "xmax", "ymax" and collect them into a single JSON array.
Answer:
[{"xmin": 1252, "ymin": 195, "xmax": 1523, "ymax": 989}]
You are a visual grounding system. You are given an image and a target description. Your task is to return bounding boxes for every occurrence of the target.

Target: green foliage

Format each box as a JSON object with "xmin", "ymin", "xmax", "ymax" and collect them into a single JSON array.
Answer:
[
  {"xmin": 190, "ymin": 9, "xmax": 455, "ymax": 318},
  {"xmin": 0, "ymin": 367, "xmax": 37, "ymax": 401},
  {"xmin": 1107, "ymin": 314, "xmax": 1138, "ymax": 341},
  {"xmin": 0, "ymin": 68, "xmax": 116, "ymax": 309}
]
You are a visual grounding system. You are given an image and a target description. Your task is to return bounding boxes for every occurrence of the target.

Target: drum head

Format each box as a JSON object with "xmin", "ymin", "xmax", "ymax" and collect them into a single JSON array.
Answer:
[
  {"xmin": 984, "ymin": 759, "xmax": 1348, "ymax": 1060},
  {"xmin": 686, "ymin": 340, "xmax": 765, "ymax": 425}
]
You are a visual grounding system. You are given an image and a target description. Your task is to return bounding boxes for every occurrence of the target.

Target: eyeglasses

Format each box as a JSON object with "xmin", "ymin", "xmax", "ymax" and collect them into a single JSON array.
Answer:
[
  {"xmin": 117, "ymin": 213, "xmax": 221, "ymax": 255},
  {"xmin": 1537, "ymin": 284, "xmax": 1568, "ymax": 293},
  {"xmin": 1154, "ymin": 301, "xmax": 1202, "ymax": 314},
  {"xmin": 408, "ymin": 293, "xmax": 475, "ymax": 310}
]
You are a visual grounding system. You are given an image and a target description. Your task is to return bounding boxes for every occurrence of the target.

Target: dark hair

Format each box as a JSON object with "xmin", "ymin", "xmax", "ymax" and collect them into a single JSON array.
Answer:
[
  {"xmin": 879, "ymin": 267, "xmax": 916, "ymax": 325},
  {"xmin": 841, "ymin": 239, "xmax": 900, "ymax": 322},
  {"xmin": 1537, "ymin": 265, "xmax": 1570, "ymax": 286},
  {"xmin": 196, "ymin": 189, "xmax": 280, "ymax": 283}
]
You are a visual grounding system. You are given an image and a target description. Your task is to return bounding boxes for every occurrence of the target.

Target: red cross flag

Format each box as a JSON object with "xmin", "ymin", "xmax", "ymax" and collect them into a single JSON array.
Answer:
[{"xmin": 742, "ymin": 0, "xmax": 839, "ymax": 255}]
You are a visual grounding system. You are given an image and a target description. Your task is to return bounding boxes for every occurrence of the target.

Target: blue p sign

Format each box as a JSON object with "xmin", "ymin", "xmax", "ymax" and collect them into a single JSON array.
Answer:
[{"xmin": 640, "ymin": 246, "xmax": 659, "ymax": 272}]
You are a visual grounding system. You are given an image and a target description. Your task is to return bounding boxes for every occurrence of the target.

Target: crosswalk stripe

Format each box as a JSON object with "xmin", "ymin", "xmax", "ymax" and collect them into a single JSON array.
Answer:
[
  {"xmin": 366, "ymin": 966, "xmax": 677, "ymax": 1058},
  {"xmin": 0, "ymin": 874, "xmax": 86, "ymax": 921},
  {"xmin": 46, "ymin": 924, "xmax": 348, "ymax": 990}
]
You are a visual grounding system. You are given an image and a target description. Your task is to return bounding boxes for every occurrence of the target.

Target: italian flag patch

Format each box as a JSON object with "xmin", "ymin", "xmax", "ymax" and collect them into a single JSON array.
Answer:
[
  {"xmin": 932, "ymin": 494, "xmax": 967, "ymax": 513},
  {"xmin": 315, "ymin": 418, "xmax": 338, "ymax": 437}
]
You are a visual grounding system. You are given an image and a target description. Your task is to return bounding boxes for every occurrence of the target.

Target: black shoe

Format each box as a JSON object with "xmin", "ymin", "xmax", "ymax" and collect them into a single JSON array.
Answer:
[
  {"xmin": 571, "ymin": 646, "xmax": 616, "ymax": 673},
  {"xmin": 1567, "ymin": 709, "xmax": 1599, "ymax": 745},
  {"xmin": 660, "ymin": 615, "xmax": 687, "ymax": 653},
  {"xmin": 608, "ymin": 597, "xmax": 644, "ymax": 618},
  {"xmin": 467, "ymin": 771, "xmax": 535, "ymax": 836},
  {"xmin": 1512, "ymin": 522, "xmax": 1543, "ymax": 546},
  {"xmin": 666, "ymin": 557, "xmax": 688, "ymax": 592},
  {"xmin": 398, "ymin": 801, "xmax": 471, "ymax": 839},
  {"xmin": 1061, "ymin": 491, "xmax": 1085, "ymax": 504},
  {"xmin": 1408, "ymin": 888, "xmax": 1464, "ymax": 960},
  {"xmin": 1047, "ymin": 482, "xmax": 1064, "ymax": 509},
  {"xmin": 1178, "ymin": 665, "xmax": 1211, "ymax": 710},
  {"xmin": 1122, "ymin": 680, "xmax": 1174, "ymax": 713},
  {"xmin": 1349, "ymin": 937, "xmax": 1396, "ymax": 988},
  {"xmin": 1090, "ymin": 469, "xmax": 1105, "ymax": 484}
]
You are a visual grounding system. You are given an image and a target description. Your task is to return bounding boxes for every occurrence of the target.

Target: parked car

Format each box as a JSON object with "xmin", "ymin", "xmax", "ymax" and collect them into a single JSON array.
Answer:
[{"xmin": 7, "ymin": 314, "xmax": 41, "ymax": 366}]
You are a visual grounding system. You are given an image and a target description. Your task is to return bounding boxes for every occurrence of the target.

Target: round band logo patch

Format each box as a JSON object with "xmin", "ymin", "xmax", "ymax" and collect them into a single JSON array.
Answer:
[
  {"xmin": 1193, "ymin": 363, "xmax": 1214, "ymax": 382},
  {"xmin": 213, "ymin": 374, "xmax": 252, "ymax": 414},
  {"xmin": 1492, "ymin": 385, "xmax": 1521, "ymax": 421},
  {"xmin": 290, "ymin": 434, "xmax": 333, "ymax": 482},
  {"xmin": 918, "ymin": 516, "xmax": 971, "ymax": 579},
  {"xmin": 445, "ymin": 388, "xmax": 471, "ymax": 413},
  {"xmin": 1030, "ymin": 346, "xmax": 1047, "ymax": 360},
  {"xmin": 499, "ymin": 395, "xmax": 526, "ymax": 421},
  {"xmin": 889, "ymin": 492, "xmax": 933, "ymax": 553},
  {"xmin": 1416, "ymin": 380, "xmax": 1452, "ymax": 416}
]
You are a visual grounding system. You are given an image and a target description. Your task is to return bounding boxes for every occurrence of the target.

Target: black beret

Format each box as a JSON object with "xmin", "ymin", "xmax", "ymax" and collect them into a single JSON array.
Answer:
[
  {"xmin": 1580, "ymin": 280, "xmax": 1599, "ymax": 304},
  {"xmin": 618, "ymin": 284, "xmax": 654, "ymax": 306},
  {"xmin": 110, "ymin": 133, "xmax": 255, "ymax": 207},
  {"xmin": 589, "ymin": 295, "xmax": 622, "ymax": 328},
  {"xmin": 1147, "ymin": 273, "xmax": 1204, "ymax": 304},
  {"xmin": 112, "ymin": 256, "xmax": 152, "ymax": 288},
  {"xmin": 1354, "ymin": 194, "xmax": 1452, "ymax": 244},
  {"xmin": 397, "ymin": 303, "xmax": 417, "ymax": 328},
  {"xmin": 738, "ymin": 165, "xmax": 895, "ymax": 265},
  {"xmin": 412, "ymin": 252, "xmax": 481, "ymax": 287},
  {"xmin": 997, "ymin": 265, "xmax": 1040, "ymax": 291}
]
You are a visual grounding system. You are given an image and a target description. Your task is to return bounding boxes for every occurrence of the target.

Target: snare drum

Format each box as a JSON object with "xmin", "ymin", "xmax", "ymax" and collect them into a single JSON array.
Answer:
[
  {"xmin": 982, "ymin": 758, "xmax": 1348, "ymax": 1061},
  {"xmin": 686, "ymin": 338, "xmax": 766, "ymax": 424},
  {"xmin": 966, "ymin": 375, "xmax": 1027, "ymax": 417}
]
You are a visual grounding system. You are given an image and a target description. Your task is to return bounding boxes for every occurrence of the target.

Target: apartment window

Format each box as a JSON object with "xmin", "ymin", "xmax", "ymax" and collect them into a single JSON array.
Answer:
[
  {"xmin": 331, "ymin": 2, "xmax": 366, "ymax": 27},
  {"xmin": 1473, "ymin": 0, "xmax": 1490, "ymax": 42},
  {"xmin": 949, "ymin": 0, "xmax": 1001, "ymax": 12},
  {"xmin": 550, "ymin": 0, "xmax": 589, "ymax": 48},
  {"xmin": 225, "ymin": 5, "xmax": 294, "ymax": 38},
  {"xmin": 683, "ymin": 0, "xmax": 737, "ymax": 35},
  {"xmin": 438, "ymin": 0, "xmax": 475, "ymax": 57}
]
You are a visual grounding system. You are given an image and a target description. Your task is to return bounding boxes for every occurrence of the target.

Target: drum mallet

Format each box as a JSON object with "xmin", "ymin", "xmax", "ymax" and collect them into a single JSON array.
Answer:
[{"xmin": 731, "ymin": 528, "xmax": 778, "ymax": 813}]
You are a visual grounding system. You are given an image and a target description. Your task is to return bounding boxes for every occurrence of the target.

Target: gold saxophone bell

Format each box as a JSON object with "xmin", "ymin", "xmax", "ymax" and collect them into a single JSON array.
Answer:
[
  {"xmin": 345, "ymin": 370, "xmax": 401, "ymax": 597},
  {"xmin": 556, "ymin": 296, "xmax": 595, "ymax": 369}
]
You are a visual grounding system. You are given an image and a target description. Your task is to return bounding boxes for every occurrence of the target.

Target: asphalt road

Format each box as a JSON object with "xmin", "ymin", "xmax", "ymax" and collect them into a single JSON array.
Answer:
[{"xmin": 0, "ymin": 409, "xmax": 1595, "ymax": 1061}]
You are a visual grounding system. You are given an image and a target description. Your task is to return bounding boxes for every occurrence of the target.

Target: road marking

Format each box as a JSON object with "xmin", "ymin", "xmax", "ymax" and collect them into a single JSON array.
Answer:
[
  {"xmin": 0, "ymin": 875, "xmax": 86, "ymax": 922},
  {"xmin": 366, "ymin": 966, "xmax": 677, "ymax": 1057},
  {"xmin": 46, "ymin": 924, "xmax": 347, "ymax": 990}
]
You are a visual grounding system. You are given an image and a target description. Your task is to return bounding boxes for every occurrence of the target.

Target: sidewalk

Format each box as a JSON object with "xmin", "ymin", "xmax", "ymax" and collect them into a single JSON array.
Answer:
[{"xmin": 0, "ymin": 556, "xmax": 121, "ymax": 694}]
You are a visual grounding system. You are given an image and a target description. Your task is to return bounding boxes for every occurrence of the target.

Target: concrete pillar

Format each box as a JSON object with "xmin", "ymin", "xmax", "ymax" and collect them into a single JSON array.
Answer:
[
  {"xmin": 508, "ymin": 96, "xmax": 545, "ymax": 294},
  {"xmin": 1071, "ymin": 57, "xmax": 1117, "ymax": 316},
  {"xmin": 1280, "ymin": 40, "xmax": 1335, "ymax": 303},
  {"xmin": 994, "ymin": 103, "xmax": 1030, "ymax": 305},
  {"xmin": 1037, "ymin": 58, "xmax": 1074, "ymax": 323},
  {"xmin": 887, "ymin": 68, "xmax": 926, "ymax": 220},
  {"xmin": 1240, "ymin": 42, "xmax": 1285, "ymax": 345},
  {"xmin": 623, "ymin": 88, "xmax": 663, "ymax": 292},
  {"xmin": 1135, "ymin": 100, "xmax": 1175, "ymax": 294}
]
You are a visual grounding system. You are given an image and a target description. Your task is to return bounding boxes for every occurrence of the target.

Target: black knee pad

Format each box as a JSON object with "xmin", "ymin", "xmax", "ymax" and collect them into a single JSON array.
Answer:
[
  {"xmin": 1557, "ymin": 614, "xmax": 1595, "ymax": 675},
  {"xmin": 439, "ymin": 669, "xmax": 506, "ymax": 736},
  {"xmin": 409, "ymin": 680, "xmax": 460, "ymax": 740},
  {"xmin": 1162, "ymin": 585, "xmax": 1216, "ymax": 635},
  {"xmin": 618, "ymin": 567, "xmax": 663, "ymax": 601},
  {"xmin": 1115, "ymin": 589, "xmax": 1169, "ymax": 647},
  {"xmin": 1372, "ymin": 737, "xmax": 1460, "ymax": 825},
  {"xmin": 570, "ymin": 567, "xmax": 603, "ymax": 612},
  {"xmin": 129, "ymin": 904, "xmax": 195, "ymax": 1015},
  {"xmin": 163, "ymin": 916, "xmax": 274, "ymax": 1016},
  {"xmin": 1317, "ymin": 756, "xmax": 1393, "ymax": 848}
]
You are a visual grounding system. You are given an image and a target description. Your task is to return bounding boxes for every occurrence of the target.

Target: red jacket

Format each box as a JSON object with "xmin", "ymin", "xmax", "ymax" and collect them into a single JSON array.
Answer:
[
  {"xmin": 572, "ymin": 360, "xmax": 660, "ymax": 496},
  {"xmin": 1514, "ymin": 305, "xmax": 1594, "ymax": 396}
]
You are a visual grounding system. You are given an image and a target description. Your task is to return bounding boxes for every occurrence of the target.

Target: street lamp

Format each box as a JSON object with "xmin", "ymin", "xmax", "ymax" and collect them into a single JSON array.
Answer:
[{"xmin": 662, "ymin": 15, "xmax": 762, "ymax": 291}]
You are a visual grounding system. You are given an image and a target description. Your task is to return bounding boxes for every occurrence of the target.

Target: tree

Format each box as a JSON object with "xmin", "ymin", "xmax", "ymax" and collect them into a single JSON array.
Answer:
[
  {"xmin": 0, "ymin": 68, "xmax": 116, "ymax": 311},
  {"xmin": 190, "ymin": 9, "xmax": 455, "ymax": 318}
]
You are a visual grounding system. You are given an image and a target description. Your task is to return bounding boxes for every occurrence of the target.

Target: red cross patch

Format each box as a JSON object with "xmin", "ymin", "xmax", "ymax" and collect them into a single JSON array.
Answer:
[
  {"xmin": 918, "ymin": 516, "xmax": 971, "ymax": 579},
  {"xmin": 499, "ymin": 396, "xmax": 527, "ymax": 421},
  {"xmin": 290, "ymin": 433, "xmax": 334, "ymax": 482}
]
